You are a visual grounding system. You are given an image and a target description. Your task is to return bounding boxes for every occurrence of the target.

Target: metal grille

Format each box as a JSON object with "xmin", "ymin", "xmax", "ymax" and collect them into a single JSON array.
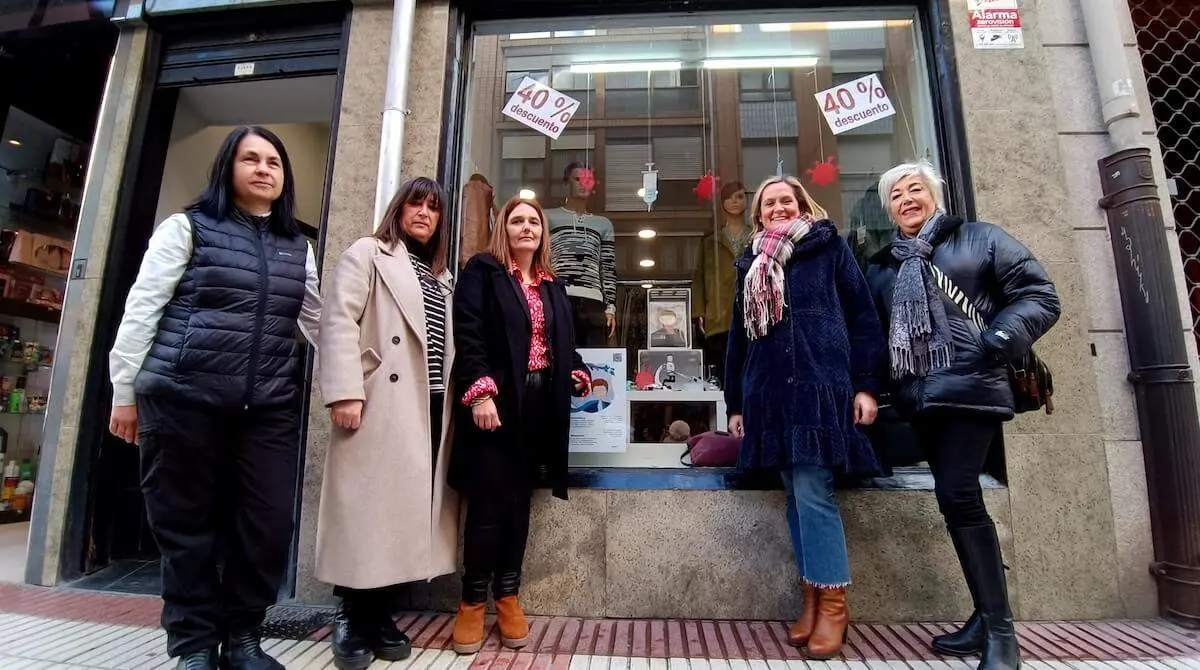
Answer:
[{"xmin": 1130, "ymin": 0, "xmax": 1200, "ymax": 347}]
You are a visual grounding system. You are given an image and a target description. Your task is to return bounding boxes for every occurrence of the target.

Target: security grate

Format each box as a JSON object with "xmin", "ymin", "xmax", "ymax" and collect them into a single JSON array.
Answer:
[{"xmin": 1130, "ymin": 0, "xmax": 1200, "ymax": 348}]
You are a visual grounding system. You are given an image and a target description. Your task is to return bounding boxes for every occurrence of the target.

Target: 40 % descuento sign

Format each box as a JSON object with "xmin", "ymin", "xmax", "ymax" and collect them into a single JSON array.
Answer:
[
  {"xmin": 502, "ymin": 77, "xmax": 583, "ymax": 140},
  {"xmin": 813, "ymin": 73, "xmax": 896, "ymax": 135}
]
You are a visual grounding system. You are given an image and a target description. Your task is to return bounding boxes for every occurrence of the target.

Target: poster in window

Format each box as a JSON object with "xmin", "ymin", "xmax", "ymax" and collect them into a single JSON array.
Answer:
[
  {"xmin": 568, "ymin": 348, "xmax": 628, "ymax": 453},
  {"xmin": 646, "ymin": 288, "xmax": 691, "ymax": 349}
]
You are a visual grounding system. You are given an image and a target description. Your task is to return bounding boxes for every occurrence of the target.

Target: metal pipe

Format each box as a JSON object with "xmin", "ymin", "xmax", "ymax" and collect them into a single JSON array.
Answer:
[
  {"xmin": 373, "ymin": 0, "xmax": 417, "ymax": 229},
  {"xmin": 1083, "ymin": 0, "xmax": 1200, "ymax": 627}
]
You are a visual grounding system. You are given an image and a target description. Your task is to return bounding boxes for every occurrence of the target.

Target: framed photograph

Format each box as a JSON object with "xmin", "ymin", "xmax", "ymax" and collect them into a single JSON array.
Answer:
[
  {"xmin": 646, "ymin": 288, "xmax": 691, "ymax": 349},
  {"xmin": 636, "ymin": 349, "xmax": 705, "ymax": 387}
]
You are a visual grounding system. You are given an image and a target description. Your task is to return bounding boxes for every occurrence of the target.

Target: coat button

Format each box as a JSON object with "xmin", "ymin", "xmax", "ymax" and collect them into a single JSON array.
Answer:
[
  {"xmin": 389, "ymin": 374, "xmax": 399, "ymax": 383},
  {"xmin": 392, "ymin": 336, "xmax": 401, "ymax": 345}
]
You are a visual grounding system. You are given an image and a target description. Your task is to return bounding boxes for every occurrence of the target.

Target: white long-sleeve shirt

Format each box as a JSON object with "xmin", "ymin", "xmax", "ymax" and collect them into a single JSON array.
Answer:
[{"xmin": 108, "ymin": 213, "xmax": 322, "ymax": 407}]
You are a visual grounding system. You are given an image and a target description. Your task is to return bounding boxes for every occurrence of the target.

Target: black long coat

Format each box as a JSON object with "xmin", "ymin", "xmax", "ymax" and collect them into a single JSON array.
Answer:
[{"xmin": 449, "ymin": 253, "xmax": 587, "ymax": 500}]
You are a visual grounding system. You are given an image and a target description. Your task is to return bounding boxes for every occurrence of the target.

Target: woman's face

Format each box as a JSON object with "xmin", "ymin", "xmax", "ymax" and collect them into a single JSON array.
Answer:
[
  {"xmin": 758, "ymin": 182, "xmax": 804, "ymax": 232},
  {"xmin": 401, "ymin": 196, "xmax": 441, "ymax": 244},
  {"xmin": 890, "ymin": 174, "xmax": 938, "ymax": 237},
  {"xmin": 723, "ymin": 190, "xmax": 746, "ymax": 218},
  {"xmin": 506, "ymin": 203, "xmax": 543, "ymax": 255},
  {"xmin": 232, "ymin": 134, "xmax": 284, "ymax": 212}
]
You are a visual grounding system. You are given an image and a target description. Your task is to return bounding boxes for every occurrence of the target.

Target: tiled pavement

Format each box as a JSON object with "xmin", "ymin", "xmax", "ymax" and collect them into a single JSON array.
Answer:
[{"xmin": 0, "ymin": 583, "xmax": 1197, "ymax": 670}]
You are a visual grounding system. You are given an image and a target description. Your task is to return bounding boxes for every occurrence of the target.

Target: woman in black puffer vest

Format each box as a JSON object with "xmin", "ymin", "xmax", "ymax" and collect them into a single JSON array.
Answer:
[
  {"xmin": 108, "ymin": 127, "xmax": 322, "ymax": 670},
  {"xmin": 867, "ymin": 161, "xmax": 1059, "ymax": 670}
]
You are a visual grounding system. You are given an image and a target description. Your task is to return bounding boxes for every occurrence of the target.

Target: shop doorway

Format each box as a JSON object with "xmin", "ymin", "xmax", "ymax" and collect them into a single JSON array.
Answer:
[
  {"xmin": 0, "ymin": 19, "xmax": 117, "ymax": 583},
  {"xmin": 69, "ymin": 73, "xmax": 338, "ymax": 594}
]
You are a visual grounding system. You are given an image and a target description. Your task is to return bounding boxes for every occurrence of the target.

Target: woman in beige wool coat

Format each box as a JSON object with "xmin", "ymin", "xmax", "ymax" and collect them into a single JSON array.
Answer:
[{"xmin": 315, "ymin": 177, "xmax": 460, "ymax": 670}]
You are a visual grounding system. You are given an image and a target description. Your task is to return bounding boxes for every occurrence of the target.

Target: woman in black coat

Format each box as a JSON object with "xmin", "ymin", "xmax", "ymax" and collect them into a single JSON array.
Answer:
[
  {"xmin": 449, "ymin": 196, "xmax": 590, "ymax": 656},
  {"xmin": 867, "ymin": 161, "xmax": 1060, "ymax": 670}
]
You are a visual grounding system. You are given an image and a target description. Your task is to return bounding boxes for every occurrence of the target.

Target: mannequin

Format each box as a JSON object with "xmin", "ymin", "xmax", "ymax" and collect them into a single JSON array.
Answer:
[
  {"xmin": 545, "ymin": 163, "xmax": 617, "ymax": 346},
  {"xmin": 693, "ymin": 181, "xmax": 751, "ymax": 382}
]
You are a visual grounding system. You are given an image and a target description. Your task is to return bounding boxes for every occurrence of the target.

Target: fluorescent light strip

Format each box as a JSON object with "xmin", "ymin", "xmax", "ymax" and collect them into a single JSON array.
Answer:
[
  {"xmin": 702, "ymin": 56, "xmax": 818, "ymax": 69},
  {"xmin": 569, "ymin": 60, "xmax": 682, "ymax": 74}
]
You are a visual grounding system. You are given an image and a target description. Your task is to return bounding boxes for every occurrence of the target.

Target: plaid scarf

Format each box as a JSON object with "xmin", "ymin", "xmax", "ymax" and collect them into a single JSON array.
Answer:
[
  {"xmin": 743, "ymin": 217, "xmax": 812, "ymax": 339},
  {"xmin": 888, "ymin": 211, "xmax": 954, "ymax": 378}
]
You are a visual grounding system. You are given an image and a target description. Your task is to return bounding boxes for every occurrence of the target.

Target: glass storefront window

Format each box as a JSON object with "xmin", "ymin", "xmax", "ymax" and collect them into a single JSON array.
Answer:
[{"xmin": 457, "ymin": 10, "xmax": 942, "ymax": 469}]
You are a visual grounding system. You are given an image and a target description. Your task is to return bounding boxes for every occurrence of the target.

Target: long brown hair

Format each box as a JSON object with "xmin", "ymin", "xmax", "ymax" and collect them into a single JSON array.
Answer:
[
  {"xmin": 490, "ymin": 196, "xmax": 554, "ymax": 278},
  {"xmin": 375, "ymin": 177, "xmax": 449, "ymax": 275},
  {"xmin": 748, "ymin": 175, "xmax": 828, "ymax": 232}
]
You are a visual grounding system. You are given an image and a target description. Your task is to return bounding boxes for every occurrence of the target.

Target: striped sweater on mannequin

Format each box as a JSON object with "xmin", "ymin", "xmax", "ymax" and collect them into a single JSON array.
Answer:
[{"xmin": 545, "ymin": 206, "xmax": 617, "ymax": 314}]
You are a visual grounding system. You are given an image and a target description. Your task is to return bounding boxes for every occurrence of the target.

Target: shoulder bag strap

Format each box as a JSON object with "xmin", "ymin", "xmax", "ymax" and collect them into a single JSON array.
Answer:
[{"xmin": 926, "ymin": 262, "xmax": 987, "ymax": 332}]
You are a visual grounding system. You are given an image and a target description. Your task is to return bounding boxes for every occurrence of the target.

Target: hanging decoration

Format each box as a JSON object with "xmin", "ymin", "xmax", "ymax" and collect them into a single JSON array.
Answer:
[
  {"xmin": 642, "ymin": 162, "xmax": 659, "ymax": 210},
  {"xmin": 577, "ymin": 167, "xmax": 597, "ymax": 192},
  {"xmin": 693, "ymin": 170, "xmax": 719, "ymax": 202},
  {"xmin": 805, "ymin": 156, "xmax": 840, "ymax": 187}
]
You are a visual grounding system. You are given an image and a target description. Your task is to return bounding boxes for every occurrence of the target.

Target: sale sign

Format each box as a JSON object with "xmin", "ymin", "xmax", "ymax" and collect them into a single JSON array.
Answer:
[
  {"xmin": 501, "ymin": 77, "xmax": 582, "ymax": 140},
  {"xmin": 813, "ymin": 73, "xmax": 896, "ymax": 135}
]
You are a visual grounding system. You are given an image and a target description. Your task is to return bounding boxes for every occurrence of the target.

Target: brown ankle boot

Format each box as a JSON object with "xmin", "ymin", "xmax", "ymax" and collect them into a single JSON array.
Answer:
[
  {"xmin": 495, "ymin": 595, "xmax": 530, "ymax": 648},
  {"xmin": 787, "ymin": 583, "xmax": 818, "ymax": 647},
  {"xmin": 452, "ymin": 602, "xmax": 487, "ymax": 655},
  {"xmin": 806, "ymin": 587, "xmax": 848, "ymax": 659}
]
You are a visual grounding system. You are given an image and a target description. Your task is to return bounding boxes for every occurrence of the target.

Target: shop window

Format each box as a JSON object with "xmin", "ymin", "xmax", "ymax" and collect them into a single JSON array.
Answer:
[{"xmin": 458, "ymin": 10, "xmax": 946, "ymax": 479}]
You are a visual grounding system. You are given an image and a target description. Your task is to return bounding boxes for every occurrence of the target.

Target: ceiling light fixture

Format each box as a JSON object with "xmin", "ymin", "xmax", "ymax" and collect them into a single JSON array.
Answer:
[
  {"xmin": 638, "ymin": 228, "xmax": 657, "ymax": 239},
  {"xmin": 6, "ymin": 139, "xmax": 20, "ymax": 146},
  {"xmin": 641, "ymin": 283, "xmax": 654, "ymax": 289},
  {"xmin": 639, "ymin": 258, "xmax": 656, "ymax": 268},
  {"xmin": 519, "ymin": 188, "xmax": 536, "ymax": 199},
  {"xmin": 570, "ymin": 60, "xmax": 682, "ymax": 74},
  {"xmin": 702, "ymin": 56, "xmax": 819, "ymax": 69}
]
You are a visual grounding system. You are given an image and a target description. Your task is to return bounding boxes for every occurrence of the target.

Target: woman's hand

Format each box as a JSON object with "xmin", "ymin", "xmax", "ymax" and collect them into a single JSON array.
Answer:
[
  {"xmin": 728, "ymin": 414, "xmax": 744, "ymax": 437},
  {"xmin": 472, "ymin": 397, "xmax": 501, "ymax": 431},
  {"xmin": 853, "ymin": 392, "xmax": 878, "ymax": 426},
  {"xmin": 331, "ymin": 400, "xmax": 364, "ymax": 430},
  {"xmin": 109, "ymin": 405, "xmax": 138, "ymax": 444},
  {"xmin": 606, "ymin": 313, "xmax": 617, "ymax": 339}
]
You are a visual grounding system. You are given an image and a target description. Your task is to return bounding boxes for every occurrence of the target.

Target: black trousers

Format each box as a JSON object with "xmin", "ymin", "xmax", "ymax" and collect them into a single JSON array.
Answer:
[
  {"xmin": 137, "ymin": 394, "xmax": 299, "ymax": 657},
  {"xmin": 334, "ymin": 394, "xmax": 445, "ymax": 615},
  {"xmin": 460, "ymin": 374, "xmax": 547, "ymax": 603},
  {"xmin": 571, "ymin": 296, "xmax": 608, "ymax": 347},
  {"xmin": 913, "ymin": 410, "xmax": 1002, "ymax": 530}
]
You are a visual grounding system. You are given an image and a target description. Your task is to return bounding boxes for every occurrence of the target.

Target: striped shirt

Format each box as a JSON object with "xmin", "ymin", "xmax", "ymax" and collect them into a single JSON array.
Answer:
[
  {"xmin": 410, "ymin": 256, "xmax": 447, "ymax": 394},
  {"xmin": 546, "ymin": 207, "xmax": 617, "ymax": 313}
]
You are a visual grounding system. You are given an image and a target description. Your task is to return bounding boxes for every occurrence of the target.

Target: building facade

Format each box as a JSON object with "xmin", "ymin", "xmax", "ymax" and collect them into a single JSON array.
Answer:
[{"xmin": 17, "ymin": 0, "xmax": 1197, "ymax": 623}]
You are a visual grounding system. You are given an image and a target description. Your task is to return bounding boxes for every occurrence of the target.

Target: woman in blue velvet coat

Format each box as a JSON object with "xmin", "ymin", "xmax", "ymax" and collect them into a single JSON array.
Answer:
[{"xmin": 725, "ymin": 175, "xmax": 885, "ymax": 660}]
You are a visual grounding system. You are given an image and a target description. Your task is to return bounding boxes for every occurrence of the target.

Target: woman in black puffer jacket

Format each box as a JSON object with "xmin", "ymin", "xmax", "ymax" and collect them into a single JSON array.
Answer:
[{"xmin": 867, "ymin": 161, "xmax": 1059, "ymax": 670}]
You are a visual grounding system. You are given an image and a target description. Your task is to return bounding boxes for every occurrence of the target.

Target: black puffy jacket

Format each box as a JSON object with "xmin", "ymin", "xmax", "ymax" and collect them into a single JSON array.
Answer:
[
  {"xmin": 866, "ymin": 216, "xmax": 1060, "ymax": 417},
  {"xmin": 135, "ymin": 209, "xmax": 309, "ymax": 409}
]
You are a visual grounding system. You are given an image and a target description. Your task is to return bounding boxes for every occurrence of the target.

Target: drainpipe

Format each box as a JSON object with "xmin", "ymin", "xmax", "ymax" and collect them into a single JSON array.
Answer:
[
  {"xmin": 1083, "ymin": 0, "xmax": 1200, "ymax": 628},
  {"xmin": 374, "ymin": 0, "xmax": 417, "ymax": 229}
]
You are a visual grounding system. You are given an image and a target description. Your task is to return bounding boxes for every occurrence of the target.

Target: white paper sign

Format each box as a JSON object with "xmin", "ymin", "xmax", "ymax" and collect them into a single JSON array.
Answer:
[
  {"xmin": 234, "ymin": 62, "xmax": 255, "ymax": 77},
  {"xmin": 501, "ymin": 77, "xmax": 582, "ymax": 140},
  {"xmin": 568, "ymin": 348, "xmax": 628, "ymax": 453},
  {"xmin": 967, "ymin": 0, "xmax": 1017, "ymax": 9},
  {"xmin": 813, "ymin": 73, "xmax": 896, "ymax": 135}
]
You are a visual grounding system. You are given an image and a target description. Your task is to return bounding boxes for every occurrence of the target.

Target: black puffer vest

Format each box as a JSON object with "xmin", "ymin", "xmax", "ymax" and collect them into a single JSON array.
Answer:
[{"xmin": 135, "ymin": 209, "xmax": 309, "ymax": 409}]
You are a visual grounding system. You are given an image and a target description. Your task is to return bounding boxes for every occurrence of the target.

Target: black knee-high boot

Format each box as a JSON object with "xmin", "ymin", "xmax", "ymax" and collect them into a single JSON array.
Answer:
[
  {"xmin": 960, "ymin": 524, "xmax": 1020, "ymax": 670},
  {"xmin": 932, "ymin": 529, "xmax": 985, "ymax": 656}
]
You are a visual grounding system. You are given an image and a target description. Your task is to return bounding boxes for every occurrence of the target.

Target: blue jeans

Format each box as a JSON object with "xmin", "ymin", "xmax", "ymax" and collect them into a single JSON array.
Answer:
[{"xmin": 782, "ymin": 465, "xmax": 851, "ymax": 587}]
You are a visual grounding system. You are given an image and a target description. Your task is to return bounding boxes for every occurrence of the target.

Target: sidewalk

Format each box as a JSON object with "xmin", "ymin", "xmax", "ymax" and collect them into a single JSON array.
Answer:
[{"xmin": 0, "ymin": 583, "xmax": 1196, "ymax": 669}]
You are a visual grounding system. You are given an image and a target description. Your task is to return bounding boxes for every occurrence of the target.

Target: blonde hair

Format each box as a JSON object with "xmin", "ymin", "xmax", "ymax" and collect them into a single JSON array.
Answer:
[
  {"xmin": 748, "ymin": 175, "xmax": 829, "ymax": 231},
  {"xmin": 489, "ymin": 196, "xmax": 555, "ymax": 277},
  {"xmin": 877, "ymin": 161, "xmax": 946, "ymax": 219}
]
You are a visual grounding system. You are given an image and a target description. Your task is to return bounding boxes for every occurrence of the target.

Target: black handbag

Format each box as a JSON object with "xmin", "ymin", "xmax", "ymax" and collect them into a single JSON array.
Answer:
[{"xmin": 929, "ymin": 263, "xmax": 1055, "ymax": 415}]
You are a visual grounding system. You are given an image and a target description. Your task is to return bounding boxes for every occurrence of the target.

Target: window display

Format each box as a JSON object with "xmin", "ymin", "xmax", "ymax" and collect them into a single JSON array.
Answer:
[{"xmin": 458, "ymin": 11, "xmax": 942, "ymax": 468}]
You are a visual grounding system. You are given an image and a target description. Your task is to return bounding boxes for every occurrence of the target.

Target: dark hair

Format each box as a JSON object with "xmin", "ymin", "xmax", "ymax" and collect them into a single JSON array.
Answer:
[
  {"xmin": 376, "ymin": 177, "xmax": 449, "ymax": 275},
  {"xmin": 720, "ymin": 180, "xmax": 745, "ymax": 202},
  {"xmin": 563, "ymin": 161, "xmax": 588, "ymax": 182},
  {"xmin": 187, "ymin": 126, "xmax": 299, "ymax": 238}
]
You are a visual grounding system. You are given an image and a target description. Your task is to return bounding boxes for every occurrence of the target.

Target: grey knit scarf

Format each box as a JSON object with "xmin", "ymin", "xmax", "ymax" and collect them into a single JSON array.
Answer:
[{"xmin": 888, "ymin": 212, "xmax": 954, "ymax": 378}]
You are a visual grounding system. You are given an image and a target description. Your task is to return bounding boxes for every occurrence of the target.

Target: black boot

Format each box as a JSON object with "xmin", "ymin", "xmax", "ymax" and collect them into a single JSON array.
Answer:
[
  {"xmin": 933, "ymin": 529, "xmax": 985, "ymax": 657},
  {"xmin": 177, "ymin": 648, "xmax": 219, "ymax": 670},
  {"xmin": 220, "ymin": 629, "xmax": 284, "ymax": 670},
  {"xmin": 960, "ymin": 524, "xmax": 1021, "ymax": 670},
  {"xmin": 369, "ymin": 608, "xmax": 413, "ymax": 662},
  {"xmin": 330, "ymin": 600, "xmax": 374, "ymax": 670}
]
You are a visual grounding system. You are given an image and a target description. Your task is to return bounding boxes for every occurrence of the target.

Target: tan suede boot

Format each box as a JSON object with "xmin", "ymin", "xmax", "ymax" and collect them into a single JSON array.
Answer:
[
  {"xmin": 452, "ymin": 602, "xmax": 487, "ymax": 655},
  {"xmin": 495, "ymin": 595, "xmax": 530, "ymax": 648},
  {"xmin": 787, "ymin": 583, "xmax": 819, "ymax": 647},
  {"xmin": 806, "ymin": 587, "xmax": 848, "ymax": 660}
]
